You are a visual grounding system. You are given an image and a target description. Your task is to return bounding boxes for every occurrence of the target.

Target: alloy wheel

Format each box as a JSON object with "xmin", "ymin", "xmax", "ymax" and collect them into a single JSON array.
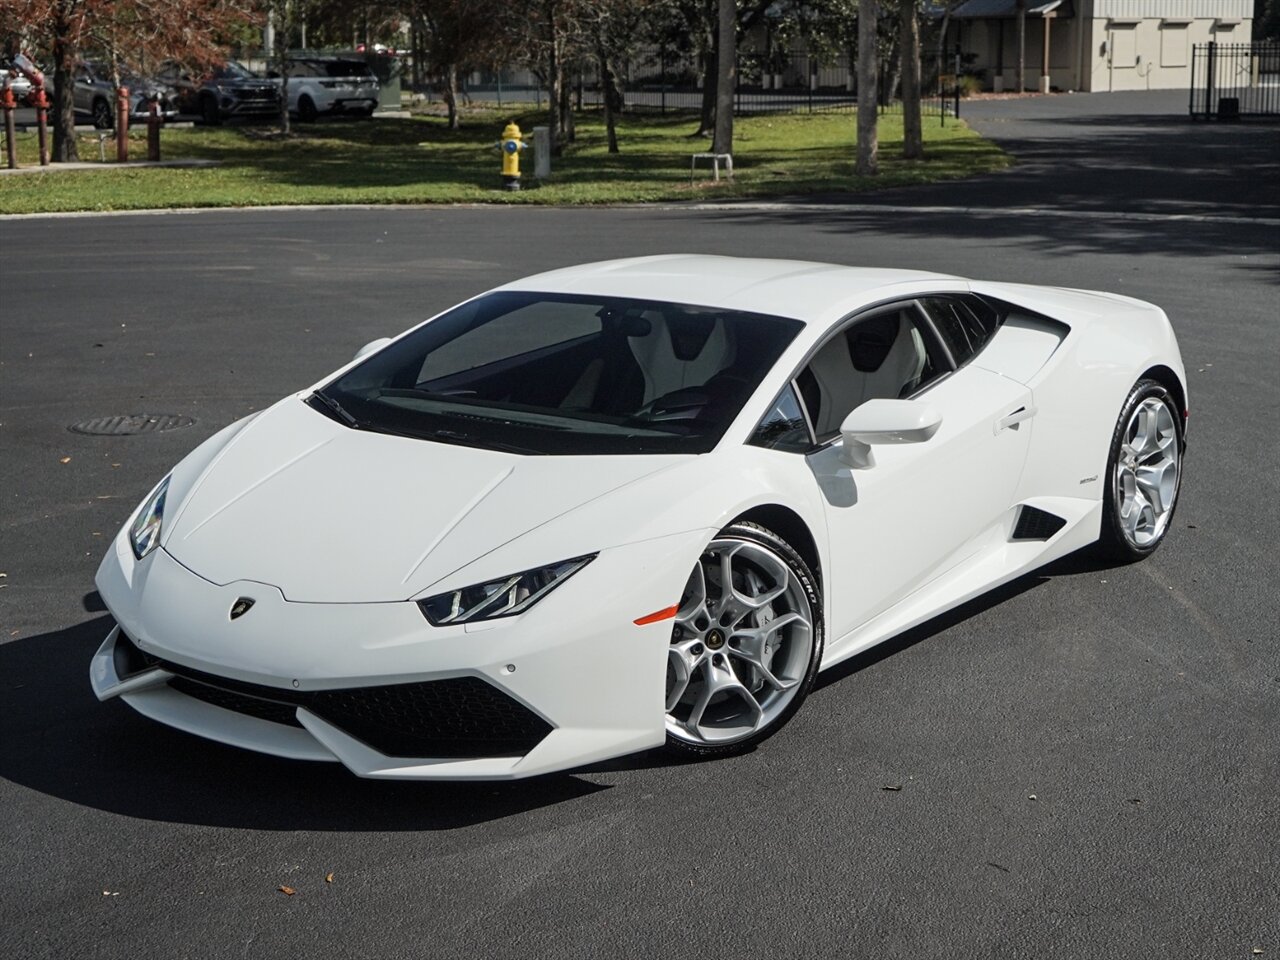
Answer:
[
  {"xmin": 1114, "ymin": 396, "xmax": 1180, "ymax": 548},
  {"xmin": 666, "ymin": 537, "xmax": 814, "ymax": 746}
]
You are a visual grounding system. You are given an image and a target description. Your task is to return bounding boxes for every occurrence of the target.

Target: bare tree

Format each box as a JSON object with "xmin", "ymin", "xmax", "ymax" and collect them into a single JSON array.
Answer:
[
  {"xmin": 855, "ymin": 0, "xmax": 878, "ymax": 175},
  {"xmin": 412, "ymin": 0, "xmax": 507, "ymax": 130}
]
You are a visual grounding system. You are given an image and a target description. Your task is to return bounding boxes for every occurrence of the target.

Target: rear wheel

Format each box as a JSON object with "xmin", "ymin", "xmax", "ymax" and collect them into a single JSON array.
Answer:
[
  {"xmin": 297, "ymin": 94, "xmax": 318, "ymax": 122},
  {"xmin": 664, "ymin": 522, "xmax": 823, "ymax": 758},
  {"xmin": 91, "ymin": 98, "xmax": 113, "ymax": 130},
  {"xmin": 200, "ymin": 94, "xmax": 221, "ymax": 126},
  {"xmin": 1098, "ymin": 379, "xmax": 1184, "ymax": 561}
]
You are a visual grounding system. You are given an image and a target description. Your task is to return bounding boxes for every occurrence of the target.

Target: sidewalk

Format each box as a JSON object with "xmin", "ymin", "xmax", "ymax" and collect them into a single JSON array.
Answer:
[{"xmin": 0, "ymin": 158, "xmax": 219, "ymax": 176}]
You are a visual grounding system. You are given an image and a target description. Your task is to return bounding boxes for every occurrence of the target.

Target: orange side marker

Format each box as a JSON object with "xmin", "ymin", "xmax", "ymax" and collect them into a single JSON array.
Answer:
[{"xmin": 634, "ymin": 605, "xmax": 678, "ymax": 626}]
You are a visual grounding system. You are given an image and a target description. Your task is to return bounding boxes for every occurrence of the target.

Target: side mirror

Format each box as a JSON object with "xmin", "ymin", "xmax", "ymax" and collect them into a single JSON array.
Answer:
[
  {"xmin": 839, "ymin": 399, "xmax": 942, "ymax": 469},
  {"xmin": 353, "ymin": 337, "xmax": 392, "ymax": 362}
]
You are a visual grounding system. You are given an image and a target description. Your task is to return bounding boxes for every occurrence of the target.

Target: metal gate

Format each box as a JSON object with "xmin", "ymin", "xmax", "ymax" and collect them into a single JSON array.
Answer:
[{"xmin": 1190, "ymin": 41, "xmax": 1280, "ymax": 119}]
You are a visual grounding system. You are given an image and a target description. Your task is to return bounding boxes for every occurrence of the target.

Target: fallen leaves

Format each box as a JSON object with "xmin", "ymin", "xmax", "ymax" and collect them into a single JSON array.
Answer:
[
  {"xmin": 59, "ymin": 457, "xmax": 71, "ymax": 464},
  {"xmin": 278, "ymin": 886, "xmax": 296, "ymax": 896},
  {"xmin": 325, "ymin": 873, "xmax": 334, "ymax": 884}
]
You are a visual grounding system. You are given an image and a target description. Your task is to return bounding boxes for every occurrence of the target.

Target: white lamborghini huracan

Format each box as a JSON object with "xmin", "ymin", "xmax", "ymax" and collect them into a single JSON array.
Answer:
[{"xmin": 91, "ymin": 256, "xmax": 1187, "ymax": 779}]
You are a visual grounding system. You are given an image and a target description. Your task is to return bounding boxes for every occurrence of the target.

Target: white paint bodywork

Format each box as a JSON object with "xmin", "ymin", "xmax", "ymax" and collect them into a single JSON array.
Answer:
[{"xmin": 91, "ymin": 256, "xmax": 1186, "ymax": 780}]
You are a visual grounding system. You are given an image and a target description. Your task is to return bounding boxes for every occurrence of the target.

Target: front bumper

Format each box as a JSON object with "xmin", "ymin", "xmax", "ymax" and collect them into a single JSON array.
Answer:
[{"xmin": 92, "ymin": 530, "xmax": 706, "ymax": 779}]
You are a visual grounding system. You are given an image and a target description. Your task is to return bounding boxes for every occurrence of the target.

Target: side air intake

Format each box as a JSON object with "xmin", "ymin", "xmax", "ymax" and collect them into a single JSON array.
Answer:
[{"xmin": 1011, "ymin": 505, "xmax": 1067, "ymax": 541}]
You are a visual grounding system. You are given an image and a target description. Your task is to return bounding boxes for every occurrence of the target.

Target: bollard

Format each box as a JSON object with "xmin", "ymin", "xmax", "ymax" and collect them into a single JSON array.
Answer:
[
  {"xmin": 33, "ymin": 83, "xmax": 50, "ymax": 166},
  {"xmin": 146, "ymin": 96, "xmax": 161, "ymax": 162},
  {"xmin": 116, "ymin": 85, "xmax": 130, "ymax": 162},
  {"xmin": 1, "ymin": 81, "xmax": 16, "ymax": 169}
]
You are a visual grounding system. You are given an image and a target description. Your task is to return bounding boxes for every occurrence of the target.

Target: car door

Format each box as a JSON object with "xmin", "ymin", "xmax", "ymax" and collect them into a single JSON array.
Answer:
[
  {"xmin": 72, "ymin": 65, "xmax": 94, "ymax": 114},
  {"xmin": 799, "ymin": 298, "xmax": 1034, "ymax": 641}
]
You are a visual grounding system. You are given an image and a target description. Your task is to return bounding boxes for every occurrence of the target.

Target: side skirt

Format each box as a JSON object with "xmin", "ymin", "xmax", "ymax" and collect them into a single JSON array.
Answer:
[{"xmin": 819, "ymin": 497, "xmax": 1102, "ymax": 672}]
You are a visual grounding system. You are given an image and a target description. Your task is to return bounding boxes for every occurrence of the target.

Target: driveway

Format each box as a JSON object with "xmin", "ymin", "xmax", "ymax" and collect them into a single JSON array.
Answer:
[{"xmin": 824, "ymin": 89, "xmax": 1280, "ymax": 220}]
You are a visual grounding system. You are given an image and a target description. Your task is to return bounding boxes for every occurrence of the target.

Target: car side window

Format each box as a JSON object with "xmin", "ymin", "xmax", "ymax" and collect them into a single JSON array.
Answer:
[
  {"xmin": 799, "ymin": 306, "xmax": 948, "ymax": 441},
  {"xmin": 920, "ymin": 296, "xmax": 1001, "ymax": 367},
  {"xmin": 748, "ymin": 383, "xmax": 811, "ymax": 453}
]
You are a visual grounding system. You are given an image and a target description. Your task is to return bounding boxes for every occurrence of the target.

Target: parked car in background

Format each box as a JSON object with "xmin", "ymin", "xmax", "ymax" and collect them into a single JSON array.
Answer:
[
  {"xmin": 283, "ymin": 57, "xmax": 379, "ymax": 120},
  {"xmin": 157, "ymin": 60, "xmax": 280, "ymax": 125},
  {"xmin": 73, "ymin": 62, "xmax": 179, "ymax": 129},
  {"xmin": 1, "ymin": 59, "xmax": 35, "ymax": 104}
]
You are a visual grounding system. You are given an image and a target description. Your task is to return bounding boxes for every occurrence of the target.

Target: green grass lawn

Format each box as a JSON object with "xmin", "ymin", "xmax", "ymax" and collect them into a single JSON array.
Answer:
[{"xmin": 0, "ymin": 107, "xmax": 1009, "ymax": 214}]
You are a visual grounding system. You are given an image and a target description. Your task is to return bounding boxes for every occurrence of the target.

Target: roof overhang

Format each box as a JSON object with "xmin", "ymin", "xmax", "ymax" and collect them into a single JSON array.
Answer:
[{"xmin": 952, "ymin": 0, "xmax": 1073, "ymax": 19}]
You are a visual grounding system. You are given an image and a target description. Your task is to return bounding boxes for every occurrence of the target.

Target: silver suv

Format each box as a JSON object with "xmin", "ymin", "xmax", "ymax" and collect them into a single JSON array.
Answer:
[
  {"xmin": 284, "ymin": 57, "xmax": 379, "ymax": 121},
  {"xmin": 73, "ymin": 62, "xmax": 179, "ymax": 129}
]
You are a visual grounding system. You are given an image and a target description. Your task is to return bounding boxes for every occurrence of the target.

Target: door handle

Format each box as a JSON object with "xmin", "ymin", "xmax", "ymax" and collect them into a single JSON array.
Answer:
[{"xmin": 994, "ymin": 405, "xmax": 1037, "ymax": 434}]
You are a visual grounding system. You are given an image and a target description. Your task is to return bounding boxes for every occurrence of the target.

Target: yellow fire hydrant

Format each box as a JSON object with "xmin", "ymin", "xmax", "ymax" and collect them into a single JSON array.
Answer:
[{"xmin": 494, "ymin": 122, "xmax": 528, "ymax": 191}]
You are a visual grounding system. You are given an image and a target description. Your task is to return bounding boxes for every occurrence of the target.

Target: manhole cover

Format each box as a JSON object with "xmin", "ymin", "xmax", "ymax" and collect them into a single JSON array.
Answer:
[{"xmin": 69, "ymin": 414, "xmax": 197, "ymax": 437}]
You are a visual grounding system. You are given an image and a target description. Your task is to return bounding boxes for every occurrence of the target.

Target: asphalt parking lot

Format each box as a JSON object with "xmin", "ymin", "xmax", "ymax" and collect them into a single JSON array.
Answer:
[{"xmin": 1, "ymin": 93, "xmax": 1278, "ymax": 959}]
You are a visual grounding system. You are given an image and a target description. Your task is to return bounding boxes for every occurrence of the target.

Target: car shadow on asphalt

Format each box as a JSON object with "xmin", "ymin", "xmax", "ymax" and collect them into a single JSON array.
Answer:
[{"xmin": 0, "ymin": 615, "xmax": 608, "ymax": 831}]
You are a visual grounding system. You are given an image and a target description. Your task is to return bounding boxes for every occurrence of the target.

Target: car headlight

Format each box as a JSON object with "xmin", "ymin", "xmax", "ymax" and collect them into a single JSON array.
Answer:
[
  {"xmin": 129, "ymin": 477, "xmax": 170, "ymax": 560},
  {"xmin": 418, "ymin": 555, "xmax": 595, "ymax": 626}
]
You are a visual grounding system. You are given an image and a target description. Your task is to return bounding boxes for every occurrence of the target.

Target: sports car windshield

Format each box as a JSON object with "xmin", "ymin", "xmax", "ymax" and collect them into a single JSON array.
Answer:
[{"xmin": 314, "ymin": 291, "xmax": 803, "ymax": 455}]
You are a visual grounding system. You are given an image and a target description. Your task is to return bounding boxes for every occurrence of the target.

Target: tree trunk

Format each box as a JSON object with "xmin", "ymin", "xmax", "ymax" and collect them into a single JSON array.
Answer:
[
  {"xmin": 856, "ymin": 0, "xmax": 879, "ymax": 176},
  {"xmin": 51, "ymin": 8, "xmax": 78, "ymax": 163},
  {"xmin": 275, "ymin": 4, "xmax": 290, "ymax": 135},
  {"xmin": 559, "ymin": 79, "xmax": 574, "ymax": 143},
  {"xmin": 711, "ymin": 0, "xmax": 735, "ymax": 155},
  {"xmin": 696, "ymin": 0, "xmax": 717, "ymax": 137},
  {"xmin": 1016, "ymin": 0, "xmax": 1026, "ymax": 92},
  {"xmin": 901, "ymin": 0, "xmax": 923, "ymax": 160},
  {"xmin": 599, "ymin": 49, "xmax": 619, "ymax": 154},
  {"xmin": 547, "ymin": 63, "xmax": 563, "ymax": 156},
  {"xmin": 443, "ymin": 63, "xmax": 459, "ymax": 129}
]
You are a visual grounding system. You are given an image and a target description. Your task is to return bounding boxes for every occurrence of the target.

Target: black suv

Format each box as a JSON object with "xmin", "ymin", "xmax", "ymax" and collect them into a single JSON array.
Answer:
[{"xmin": 157, "ymin": 60, "xmax": 280, "ymax": 124}]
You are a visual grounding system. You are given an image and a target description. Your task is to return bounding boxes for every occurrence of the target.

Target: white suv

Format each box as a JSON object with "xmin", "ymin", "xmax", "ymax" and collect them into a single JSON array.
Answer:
[{"xmin": 285, "ymin": 57, "xmax": 379, "ymax": 121}]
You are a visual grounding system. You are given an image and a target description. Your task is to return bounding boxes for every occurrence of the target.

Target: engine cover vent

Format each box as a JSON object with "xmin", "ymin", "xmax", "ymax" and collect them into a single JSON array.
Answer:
[{"xmin": 1012, "ymin": 505, "xmax": 1067, "ymax": 541}]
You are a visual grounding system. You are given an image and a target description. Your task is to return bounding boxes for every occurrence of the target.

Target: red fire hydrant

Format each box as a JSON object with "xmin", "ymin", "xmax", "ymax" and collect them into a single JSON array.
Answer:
[
  {"xmin": 116, "ymin": 85, "xmax": 130, "ymax": 162},
  {"xmin": 1, "ymin": 80, "xmax": 16, "ymax": 170},
  {"xmin": 32, "ymin": 82, "xmax": 50, "ymax": 166},
  {"xmin": 146, "ymin": 95, "xmax": 161, "ymax": 162}
]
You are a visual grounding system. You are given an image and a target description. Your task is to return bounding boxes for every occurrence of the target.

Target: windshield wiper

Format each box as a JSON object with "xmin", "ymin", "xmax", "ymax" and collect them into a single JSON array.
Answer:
[
  {"xmin": 430, "ymin": 429, "xmax": 540, "ymax": 456},
  {"xmin": 310, "ymin": 391, "xmax": 360, "ymax": 429}
]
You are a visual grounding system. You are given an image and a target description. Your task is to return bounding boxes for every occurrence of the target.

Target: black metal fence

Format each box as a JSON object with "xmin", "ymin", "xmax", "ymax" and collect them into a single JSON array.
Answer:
[
  {"xmin": 456, "ymin": 47, "xmax": 961, "ymax": 122},
  {"xmin": 1190, "ymin": 41, "xmax": 1280, "ymax": 119}
]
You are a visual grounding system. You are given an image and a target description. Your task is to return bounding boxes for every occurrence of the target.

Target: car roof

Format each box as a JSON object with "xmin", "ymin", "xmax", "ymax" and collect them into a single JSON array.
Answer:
[{"xmin": 496, "ymin": 255, "xmax": 962, "ymax": 324}]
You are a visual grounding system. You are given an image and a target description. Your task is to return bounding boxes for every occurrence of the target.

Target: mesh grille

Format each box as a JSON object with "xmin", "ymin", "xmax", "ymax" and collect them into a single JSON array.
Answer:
[
  {"xmin": 1012, "ymin": 506, "xmax": 1067, "ymax": 541},
  {"xmin": 114, "ymin": 630, "xmax": 551, "ymax": 759},
  {"xmin": 169, "ymin": 675, "xmax": 303, "ymax": 728}
]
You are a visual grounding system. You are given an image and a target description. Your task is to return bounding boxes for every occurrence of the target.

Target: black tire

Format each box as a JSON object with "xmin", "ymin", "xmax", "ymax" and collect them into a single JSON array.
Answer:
[
  {"xmin": 664, "ymin": 521, "xmax": 824, "ymax": 760},
  {"xmin": 91, "ymin": 98, "xmax": 113, "ymax": 131},
  {"xmin": 297, "ymin": 95, "xmax": 318, "ymax": 122},
  {"xmin": 1097, "ymin": 378, "xmax": 1185, "ymax": 563},
  {"xmin": 200, "ymin": 94, "xmax": 222, "ymax": 126}
]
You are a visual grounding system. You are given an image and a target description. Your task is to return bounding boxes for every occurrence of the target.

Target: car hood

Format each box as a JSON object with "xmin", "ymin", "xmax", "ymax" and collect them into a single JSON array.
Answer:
[{"xmin": 161, "ymin": 397, "xmax": 680, "ymax": 603}]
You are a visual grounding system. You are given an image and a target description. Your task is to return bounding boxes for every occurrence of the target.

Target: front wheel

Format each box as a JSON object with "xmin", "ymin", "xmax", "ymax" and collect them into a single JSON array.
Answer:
[
  {"xmin": 297, "ymin": 95, "xmax": 318, "ymax": 122},
  {"xmin": 664, "ymin": 522, "xmax": 823, "ymax": 758},
  {"xmin": 91, "ymin": 98, "xmax": 113, "ymax": 130},
  {"xmin": 1098, "ymin": 378, "xmax": 1184, "ymax": 561}
]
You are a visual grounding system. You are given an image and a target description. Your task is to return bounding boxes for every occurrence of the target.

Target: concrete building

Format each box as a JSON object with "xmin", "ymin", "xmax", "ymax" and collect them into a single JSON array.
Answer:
[{"xmin": 949, "ymin": 0, "xmax": 1253, "ymax": 92}]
